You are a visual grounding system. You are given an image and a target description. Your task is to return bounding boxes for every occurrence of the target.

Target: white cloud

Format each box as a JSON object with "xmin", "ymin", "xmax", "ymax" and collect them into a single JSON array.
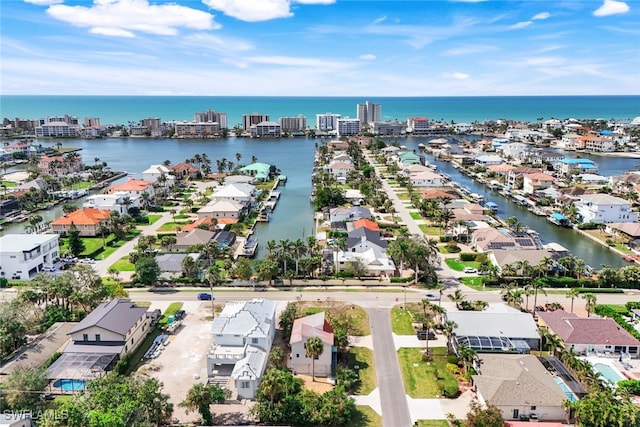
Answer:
[
  {"xmin": 532, "ymin": 12, "xmax": 551, "ymax": 20},
  {"xmin": 444, "ymin": 71, "xmax": 470, "ymax": 80},
  {"xmin": 23, "ymin": 0, "xmax": 62, "ymax": 5},
  {"xmin": 359, "ymin": 54, "xmax": 376, "ymax": 60},
  {"xmin": 202, "ymin": 0, "xmax": 333, "ymax": 22},
  {"xmin": 442, "ymin": 44, "xmax": 499, "ymax": 56},
  {"xmin": 46, "ymin": 0, "xmax": 218, "ymax": 38},
  {"xmin": 372, "ymin": 16, "xmax": 387, "ymax": 25},
  {"xmin": 246, "ymin": 55, "xmax": 348, "ymax": 69},
  {"xmin": 593, "ymin": 0, "xmax": 630, "ymax": 17},
  {"xmin": 510, "ymin": 21, "xmax": 532, "ymax": 29}
]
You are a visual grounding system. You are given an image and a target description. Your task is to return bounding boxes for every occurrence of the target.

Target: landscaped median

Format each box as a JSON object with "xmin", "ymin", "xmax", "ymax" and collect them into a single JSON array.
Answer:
[{"xmin": 397, "ymin": 347, "xmax": 459, "ymax": 398}]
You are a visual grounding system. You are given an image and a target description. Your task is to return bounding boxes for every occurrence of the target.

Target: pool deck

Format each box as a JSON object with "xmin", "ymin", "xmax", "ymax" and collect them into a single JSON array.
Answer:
[{"xmin": 581, "ymin": 356, "xmax": 640, "ymax": 381}]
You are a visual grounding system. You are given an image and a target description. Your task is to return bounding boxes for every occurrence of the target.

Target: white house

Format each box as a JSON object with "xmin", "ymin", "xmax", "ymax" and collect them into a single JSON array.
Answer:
[
  {"xmin": 198, "ymin": 199, "xmax": 246, "ymax": 219},
  {"xmin": 334, "ymin": 247, "xmax": 396, "ymax": 277},
  {"xmin": 576, "ymin": 193, "xmax": 637, "ymax": 223},
  {"xmin": 83, "ymin": 191, "xmax": 141, "ymax": 215},
  {"xmin": 289, "ymin": 312, "xmax": 336, "ymax": 377},
  {"xmin": 474, "ymin": 155, "xmax": 503, "ymax": 167},
  {"xmin": 142, "ymin": 164, "xmax": 175, "ymax": 186},
  {"xmin": 409, "ymin": 170, "xmax": 445, "ymax": 187},
  {"xmin": 0, "ymin": 234, "xmax": 60, "ymax": 281},
  {"xmin": 557, "ymin": 158, "xmax": 599, "ymax": 176},
  {"xmin": 211, "ymin": 183, "xmax": 256, "ymax": 206},
  {"xmin": 328, "ymin": 206, "xmax": 372, "ymax": 223},
  {"xmin": 207, "ymin": 299, "xmax": 277, "ymax": 399},
  {"xmin": 522, "ymin": 172, "xmax": 555, "ymax": 194}
]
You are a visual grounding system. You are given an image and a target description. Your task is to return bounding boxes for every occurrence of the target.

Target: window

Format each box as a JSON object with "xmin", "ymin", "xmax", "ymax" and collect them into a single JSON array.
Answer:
[
  {"xmin": 131, "ymin": 338, "xmax": 134, "ymax": 345},
  {"xmin": 296, "ymin": 354, "xmax": 299, "ymax": 358},
  {"xmin": 83, "ymin": 334, "xmax": 88, "ymax": 341},
  {"xmin": 95, "ymin": 334, "xmax": 101, "ymax": 342},
  {"xmin": 252, "ymin": 338, "xmax": 258, "ymax": 344},
  {"xmin": 240, "ymin": 381, "xmax": 250, "ymax": 389},
  {"xmin": 530, "ymin": 406, "xmax": 536, "ymax": 410}
]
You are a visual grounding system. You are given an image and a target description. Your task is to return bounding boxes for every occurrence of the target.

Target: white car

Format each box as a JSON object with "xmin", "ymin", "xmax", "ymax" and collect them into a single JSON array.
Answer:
[
  {"xmin": 42, "ymin": 265, "xmax": 56, "ymax": 272},
  {"xmin": 463, "ymin": 267, "xmax": 478, "ymax": 274},
  {"xmin": 424, "ymin": 293, "xmax": 439, "ymax": 301}
]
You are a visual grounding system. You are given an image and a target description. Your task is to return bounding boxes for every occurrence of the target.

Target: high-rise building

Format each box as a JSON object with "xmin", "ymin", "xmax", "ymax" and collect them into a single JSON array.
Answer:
[
  {"xmin": 336, "ymin": 117, "xmax": 360, "ymax": 137},
  {"xmin": 243, "ymin": 113, "xmax": 269, "ymax": 131},
  {"xmin": 316, "ymin": 113, "xmax": 341, "ymax": 131},
  {"xmin": 357, "ymin": 101, "xmax": 381, "ymax": 125},
  {"xmin": 84, "ymin": 117, "xmax": 101, "ymax": 127},
  {"xmin": 279, "ymin": 115, "xmax": 307, "ymax": 133},
  {"xmin": 195, "ymin": 109, "xmax": 228, "ymax": 129}
]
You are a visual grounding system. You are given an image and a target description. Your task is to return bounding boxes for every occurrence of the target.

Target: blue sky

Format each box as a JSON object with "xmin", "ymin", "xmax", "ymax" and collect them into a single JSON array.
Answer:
[{"xmin": 1, "ymin": 0, "xmax": 638, "ymax": 96}]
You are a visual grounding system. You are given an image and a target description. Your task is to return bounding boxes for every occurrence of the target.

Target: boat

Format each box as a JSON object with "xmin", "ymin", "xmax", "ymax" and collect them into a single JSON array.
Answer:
[
  {"xmin": 547, "ymin": 212, "xmax": 573, "ymax": 228},
  {"xmin": 512, "ymin": 195, "xmax": 528, "ymax": 206},
  {"xmin": 485, "ymin": 201, "xmax": 499, "ymax": 213}
]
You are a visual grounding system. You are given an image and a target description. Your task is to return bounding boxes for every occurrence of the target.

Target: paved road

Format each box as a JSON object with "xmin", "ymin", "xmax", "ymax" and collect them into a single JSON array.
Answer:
[{"xmin": 368, "ymin": 307, "xmax": 412, "ymax": 427}]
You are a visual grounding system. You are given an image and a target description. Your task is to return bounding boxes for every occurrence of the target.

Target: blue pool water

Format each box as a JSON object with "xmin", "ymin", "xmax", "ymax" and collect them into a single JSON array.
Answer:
[
  {"xmin": 53, "ymin": 379, "xmax": 86, "ymax": 391},
  {"xmin": 553, "ymin": 377, "xmax": 577, "ymax": 402},
  {"xmin": 593, "ymin": 363, "xmax": 624, "ymax": 384}
]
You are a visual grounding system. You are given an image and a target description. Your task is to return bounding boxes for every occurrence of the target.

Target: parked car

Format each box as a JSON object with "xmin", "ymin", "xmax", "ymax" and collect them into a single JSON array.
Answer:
[
  {"xmin": 424, "ymin": 293, "xmax": 439, "ymax": 301},
  {"xmin": 174, "ymin": 309, "xmax": 186, "ymax": 320},
  {"xmin": 417, "ymin": 330, "xmax": 436, "ymax": 340},
  {"xmin": 79, "ymin": 258, "xmax": 96, "ymax": 264},
  {"xmin": 42, "ymin": 265, "xmax": 56, "ymax": 272},
  {"xmin": 463, "ymin": 267, "xmax": 477, "ymax": 274},
  {"xmin": 197, "ymin": 293, "xmax": 212, "ymax": 300}
]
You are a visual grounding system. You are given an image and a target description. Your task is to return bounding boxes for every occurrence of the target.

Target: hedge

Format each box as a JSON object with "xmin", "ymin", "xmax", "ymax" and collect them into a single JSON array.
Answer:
[
  {"xmin": 459, "ymin": 253, "xmax": 477, "ymax": 262},
  {"xmin": 594, "ymin": 305, "xmax": 640, "ymax": 341}
]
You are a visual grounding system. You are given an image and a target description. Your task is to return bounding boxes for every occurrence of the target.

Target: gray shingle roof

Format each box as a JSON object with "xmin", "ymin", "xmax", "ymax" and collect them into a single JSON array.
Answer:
[{"xmin": 69, "ymin": 299, "xmax": 147, "ymax": 337}]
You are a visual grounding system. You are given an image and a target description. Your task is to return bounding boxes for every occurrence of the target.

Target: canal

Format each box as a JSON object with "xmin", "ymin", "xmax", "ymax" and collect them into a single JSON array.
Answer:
[{"xmin": 3, "ymin": 137, "xmax": 637, "ymax": 267}]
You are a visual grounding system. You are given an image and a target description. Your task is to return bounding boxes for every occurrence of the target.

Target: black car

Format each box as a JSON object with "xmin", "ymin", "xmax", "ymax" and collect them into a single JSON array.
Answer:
[
  {"xmin": 174, "ymin": 310, "xmax": 186, "ymax": 320},
  {"xmin": 417, "ymin": 330, "xmax": 436, "ymax": 340}
]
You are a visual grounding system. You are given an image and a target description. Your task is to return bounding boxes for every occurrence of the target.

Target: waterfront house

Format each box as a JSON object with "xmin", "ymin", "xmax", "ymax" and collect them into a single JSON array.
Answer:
[
  {"xmin": 506, "ymin": 167, "xmax": 541, "ymax": 189},
  {"xmin": 38, "ymin": 154, "xmax": 84, "ymax": 177},
  {"xmin": 108, "ymin": 178, "xmax": 155, "ymax": 200},
  {"xmin": 0, "ymin": 234, "xmax": 60, "ymax": 280},
  {"xmin": 142, "ymin": 164, "xmax": 175, "ymax": 186},
  {"xmin": 449, "ymin": 202, "xmax": 486, "ymax": 222},
  {"xmin": 239, "ymin": 163, "xmax": 274, "ymax": 181},
  {"xmin": 334, "ymin": 247, "xmax": 396, "ymax": 277},
  {"xmin": 171, "ymin": 162, "xmax": 199, "ymax": 180},
  {"xmin": 174, "ymin": 229, "xmax": 216, "ymax": 251},
  {"xmin": 523, "ymin": 172, "xmax": 555, "ymax": 194},
  {"xmin": 346, "ymin": 227, "xmax": 388, "ymax": 252},
  {"xmin": 50, "ymin": 208, "xmax": 111, "ymax": 237},
  {"xmin": 575, "ymin": 193, "xmax": 637, "ymax": 223},
  {"xmin": 401, "ymin": 163, "xmax": 432, "ymax": 176},
  {"xmin": 156, "ymin": 253, "xmax": 202, "ymax": 277},
  {"xmin": 328, "ymin": 206, "xmax": 372, "ymax": 223},
  {"xmin": 289, "ymin": 312, "xmax": 336, "ymax": 377},
  {"xmin": 181, "ymin": 216, "xmax": 215, "ymax": 232},
  {"xmin": 537, "ymin": 309, "xmax": 640, "ymax": 358},
  {"xmin": 206, "ymin": 299, "xmax": 277, "ymax": 399},
  {"xmin": 396, "ymin": 151, "xmax": 424, "ymax": 167},
  {"xmin": 473, "ymin": 354, "xmax": 568, "ymax": 422},
  {"xmin": 211, "ymin": 183, "xmax": 256, "ymax": 206},
  {"xmin": 409, "ymin": 170, "xmax": 445, "ymax": 188},
  {"xmin": 557, "ymin": 158, "xmax": 598, "ymax": 176},
  {"xmin": 497, "ymin": 142, "xmax": 531, "ymax": 161},
  {"xmin": 471, "ymin": 228, "xmax": 542, "ymax": 252},
  {"xmin": 605, "ymin": 222, "xmax": 640, "ymax": 247},
  {"xmin": 487, "ymin": 164, "xmax": 516, "ymax": 177},
  {"xmin": 488, "ymin": 249, "xmax": 554, "ymax": 275},
  {"xmin": 47, "ymin": 299, "xmax": 154, "ymax": 382},
  {"xmin": 250, "ymin": 121, "xmax": 281, "ymax": 138},
  {"xmin": 83, "ymin": 191, "xmax": 140, "ymax": 215},
  {"xmin": 198, "ymin": 199, "xmax": 246, "ymax": 220},
  {"xmin": 350, "ymin": 218, "xmax": 380, "ymax": 232},
  {"xmin": 0, "ymin": 199, "xmax": 20, "ymax": 217},
  {"xmin": 474, "ymin": 154, "xmax": 503, "ymax": 167},
  {"xmin": 325, "ymin": 160, "xmax": 354, "ymax": 178},
  {"xmin": 419, "ymin": 189, "xmax": 457, "ymax": 201},
  {"xmin": 444, "ymin": 304, "xmax": 541, "ymax": 353}
]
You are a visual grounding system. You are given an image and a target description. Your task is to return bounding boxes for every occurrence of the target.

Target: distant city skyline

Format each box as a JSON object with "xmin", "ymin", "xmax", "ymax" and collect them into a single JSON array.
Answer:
[{"xmin": 1, "ymin": 0, "xmax": 638, "ymax": 96}]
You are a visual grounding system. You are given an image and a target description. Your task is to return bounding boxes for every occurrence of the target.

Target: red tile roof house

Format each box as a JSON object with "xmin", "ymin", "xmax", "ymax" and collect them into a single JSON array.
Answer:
[
  {"xmin": 50, "ymin": 208, "xmax": 111, "ymax": 237},
  {"xmin": 537, "ymin": 309, "xmax": 640, "ymax": 358},
  {"xmin": 108, "ymin": 178, "xmax": 155, "ymax": 199},
  {"xmin": 171, "ymin": 162, "xmax": 199, "ymax": 180}
]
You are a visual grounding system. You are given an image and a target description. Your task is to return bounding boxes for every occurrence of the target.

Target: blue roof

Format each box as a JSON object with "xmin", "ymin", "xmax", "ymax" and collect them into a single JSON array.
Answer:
[
  {"xmin": 561, "ymin": 158, "xmax": 596, "ymax": 165},
  {"xmin": 485, "ymin": 202, "xmax": 498, "ymax": 208},
  {"xmin": 551, "ymin": 212, "xmax": 567, "ymax": 221},
  {"xmin": 599, "ymin": 130, "xmax": 613, "ymax": 135}
]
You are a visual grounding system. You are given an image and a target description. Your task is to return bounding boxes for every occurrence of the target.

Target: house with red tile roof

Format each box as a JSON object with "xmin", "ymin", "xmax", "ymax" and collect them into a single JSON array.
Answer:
[
  {"xmin": 537, "ymin": 309, "xmax": 640, "ymax": 357},
  {"xmin": 171, "ymin": 162, "xmax": 199, "ymax": 179},
  {"xmin": 181, "ymin": 216, "xmax": 215, "ymax": 232},
  {"xmin": 38, "ymin": 154, "xmax": 84, "ymax": 177},
  {"xmin": 108, "ymin": 178, "xmax": 155, "ymax": 199},
  {"xmin": 352, "ymin": 218, "xmax": 380, "ymax": 232},
  {"xmin": 50, "ymin": 208, "xmax": 111, "ymax": 236},
  {"xmin": 523, "ymin": 172, "xmax": 555, "ymax": 194},
  {"xmin": 420, "ymin": 188, "xmax": 457, "ymax": 201},
  {"xmin": 289, "ymin": 312, "xmax": 336, "ymax": 377}
]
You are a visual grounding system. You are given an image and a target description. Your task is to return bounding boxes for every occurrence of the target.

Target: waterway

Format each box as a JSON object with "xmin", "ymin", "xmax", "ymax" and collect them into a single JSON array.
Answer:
[{"xmin": 2, "ymin": 136, "xmax": 638, "ymax": 267}]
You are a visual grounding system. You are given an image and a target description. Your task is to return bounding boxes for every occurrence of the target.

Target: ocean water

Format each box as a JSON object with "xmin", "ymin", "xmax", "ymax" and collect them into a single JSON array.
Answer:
[{"xmin": 1, "ymin": 95, "xmax": 639, "ymax": 126}]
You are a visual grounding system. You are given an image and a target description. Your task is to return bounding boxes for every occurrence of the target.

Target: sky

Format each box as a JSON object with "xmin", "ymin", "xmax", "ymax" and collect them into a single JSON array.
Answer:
[{"xmin": 1, "ymin": 0, "xmax": 639, "ymax": 96}]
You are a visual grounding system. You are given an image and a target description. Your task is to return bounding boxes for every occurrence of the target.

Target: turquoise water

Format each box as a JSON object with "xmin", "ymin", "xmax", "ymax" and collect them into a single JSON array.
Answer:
[
  {"xmin": 593, "ymin": 363, "xmax": 624, "ymax": 384},
  {"xmin": 53, "ymin": 379, "xmax": 86, "ymax": 391},
  {"xmin": 553, "ymin": 376, "xmax": 577, "ymax": 402},
  {"xmin": 1, "ymin": 95, "xmax": 638, "ymax": 126}
]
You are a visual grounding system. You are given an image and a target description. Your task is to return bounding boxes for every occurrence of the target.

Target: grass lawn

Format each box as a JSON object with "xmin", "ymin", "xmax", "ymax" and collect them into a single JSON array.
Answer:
[
  {"xmin": 146, "ymin": 214, "xmax": 163, "ymax": 224},
  {"xmin": 351, "ymin": 406, "xmax": 382, "ymax": 427},
  {"xmin": 348, "ymin": 347, "xmax": 376, "ymax": 395},
  {"xmin": 156, "ymin": 222, "xmax": 188, "ymax": 232},
  {"xmin": 1, "ymin": 181, "xmax": 17, "ymax": 187},
  {"xmin": 416, "ymin": 421, "xmax": 449, "ymax": 427},
  {"xmin": 460, "ymin": 276, "xmax": 484, "ymax": 291},
  {"xmin": 410, "ymin": 212, "xmax": 423, "ymax": 220},
  {"xmin": 396, "ymin": 193, "xmax": 410, "ymax": 200},
  {"xmin": 444, "ymin": 258, "xmax": 479, "ymax": 272},
  {"xmin": 159, "ymin": 302, "xmax": 183, "ymax": 327},
  {"xmin": 110, "ymin": 256, "xmax": 135, "ymax": 272},
  {"xmin": 295, "ymin": 302, "xmax": 370, "ymax": 336},
  {"xmin": 391, "ymin": 307, "xmax": 416, "ymax": 335},
  {"xmin": 418, "ymin": 225, "xmax": 442, "ymax": 236},
  {"xmin": 397, "ymin": 347, "xmax": 459, "ymax": 398},
  {"xmin": 126, "ymin": 325, "xmax": 162, "ymax": 374}
]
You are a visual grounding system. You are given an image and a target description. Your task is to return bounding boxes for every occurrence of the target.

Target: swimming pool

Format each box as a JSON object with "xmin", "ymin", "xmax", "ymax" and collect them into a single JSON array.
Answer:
[
  {"xmin": 593, "ymin": 363, "xmax": 624, "ymax": 384},
  {"xmin": 553, "ymin": 376, "xmax": 578, "ymax": 402},
  {"xmin": 53, "ymin": 379, "xmax": 86, "ymax": 391}
]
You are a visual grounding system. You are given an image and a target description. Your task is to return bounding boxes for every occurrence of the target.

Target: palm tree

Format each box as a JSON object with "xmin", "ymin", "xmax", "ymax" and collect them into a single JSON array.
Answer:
[
  {"xmin": 305, "ymin": 336, "xmax": 324, "ymax": 382},
  {"xmin": 530, "ymin": 279, "xmax": 547, "ymax": 312},
  {"xmin": 457, "ymin": 344, "xmax": 476, "ymax": 374},
  {"xmin": 443, "ymin": 320, "xmax": 458, "ymax": 354},
  {"xmin": 582, "ymin": 293, "xmax": 597, "ymax": 317},
  {"xmin": 448, "ymin": 289, "xmax": 465, "ymax": 309},
  {"xmin": 291, "ymin": 238, "xmax": 307, "ymax": 276},
  {"xmin": 179, "ymin": 383, "xmax": 216, "ymax": 425},
  {"xmin": 566, "ymin": 288, "xmax": 581, "ymax": 313}
]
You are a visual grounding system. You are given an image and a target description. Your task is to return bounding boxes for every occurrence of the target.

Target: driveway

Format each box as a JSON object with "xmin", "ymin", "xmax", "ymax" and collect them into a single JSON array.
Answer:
[{"xmin": 367, "ymin": 307, "xmax": 412, "ymax": 427}]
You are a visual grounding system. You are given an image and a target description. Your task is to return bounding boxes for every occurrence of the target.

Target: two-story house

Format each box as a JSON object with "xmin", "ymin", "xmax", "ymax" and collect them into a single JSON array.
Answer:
[
  {"xmin": 576, "ymin": 193, "xmax": 637, "ymax": 223},
  {"xmin": 50, "ymin": 208, "xmax": 111, "ymax": 237},
  {"xmin": 0, "ymin": 234, "xmax": 60, "ymax": 280},
  {"xmin": 289, "ymin": 312, "xmax": 337, "ymax": 377},
  {"xmin": 206, "ymin": 299, "xmax": 277, "ymax": 399}
]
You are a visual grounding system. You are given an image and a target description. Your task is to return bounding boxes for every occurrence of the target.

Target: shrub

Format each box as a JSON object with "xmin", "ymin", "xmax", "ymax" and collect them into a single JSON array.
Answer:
[
  {"xmin": 422, "ymin": 350, "xmax": 434, "ymax": 362},
  {"xmin": 446, "ymin": 355, "xmax": 460, "ymax": 365},
  {"xmin": 578, "ymin": 222, "xmax": 603, "ymax": 230},
  {"xmin": 459, "ymin": 253, "xmax": 477, "ymax": 262},
  {"xmin": 446, "ymin": 363, "xmax": 460, "ymax": 375},
  {"xmin": 475, "ymin": 253, "xmax": 488, "ymax": 263},
  {"xmin": 441, "ymin": 382, "xmax": 460, "ymax": 398},
  {"xmin": 0, "ymin": 277, "xmax": 8, "ymax": 288},
  {"xmin": 618, "ymin": 379, "xmax": 640, "ymax": 395},
  {"xmin": 42, "ymin": 351, "xmax": 62, "ymax": 369}
]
